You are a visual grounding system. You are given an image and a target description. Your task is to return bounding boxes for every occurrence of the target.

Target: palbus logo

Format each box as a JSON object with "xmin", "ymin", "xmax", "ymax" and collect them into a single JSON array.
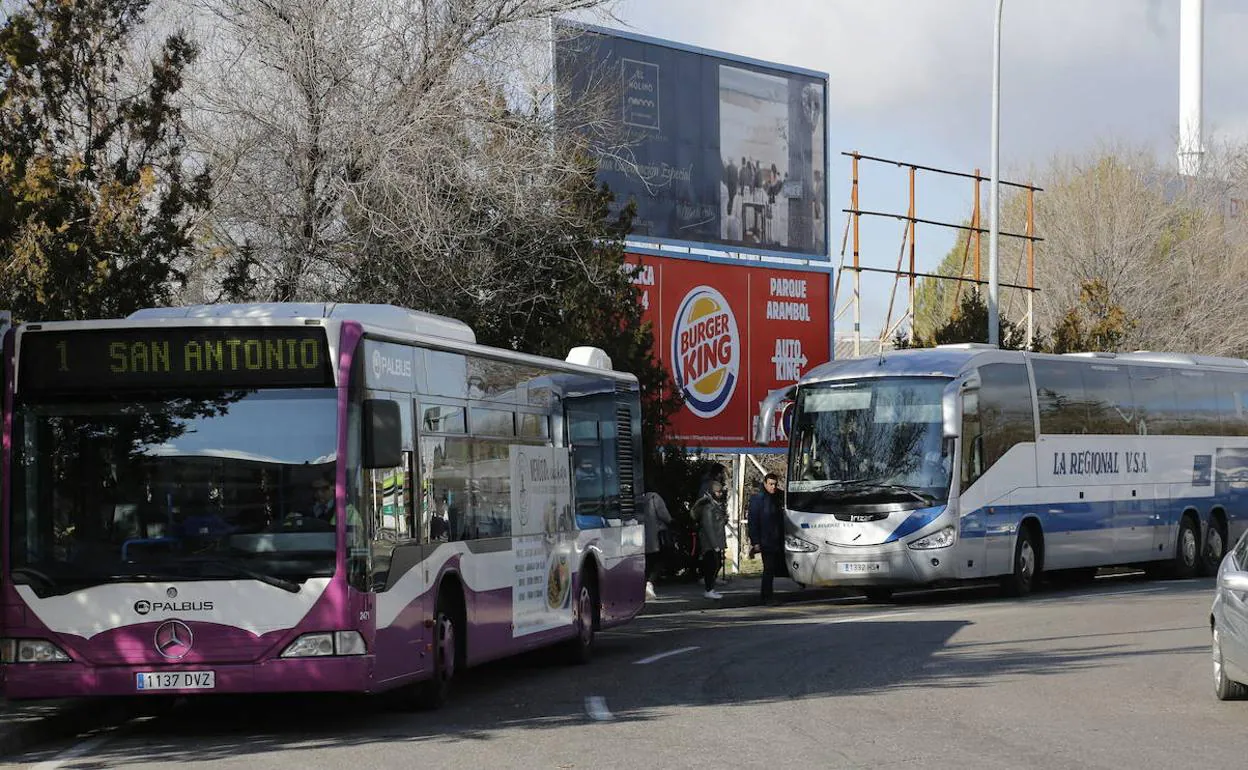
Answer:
[{"xmin": 671, "ymin": 286, "xmax": 739, "ymax": 418}]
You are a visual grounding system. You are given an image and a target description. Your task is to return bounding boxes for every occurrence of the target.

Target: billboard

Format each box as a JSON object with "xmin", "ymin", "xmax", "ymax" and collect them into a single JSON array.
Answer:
[
  {"xmin": 557, "ymin": 23, "xmax": 829, "ymax": 261},
  {"xmin": 627, "ymin": 253, "xmax": 831, "ymax": 449}
]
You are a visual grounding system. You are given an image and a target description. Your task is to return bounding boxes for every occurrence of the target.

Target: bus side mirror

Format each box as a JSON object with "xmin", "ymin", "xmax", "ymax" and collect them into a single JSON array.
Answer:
[{"xmin": 363, "ymin": 399, "xmax": 402, "ymax": 469}]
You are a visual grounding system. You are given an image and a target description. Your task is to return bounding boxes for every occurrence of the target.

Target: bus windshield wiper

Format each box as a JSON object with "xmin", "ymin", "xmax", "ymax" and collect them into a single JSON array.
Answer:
[
  {"xmin": 803, "ymin": 478, "xmax": 935, "ymax": 504},
  {"xmin": 188, "ymin": 558, "xmax": 301, "ymax": 593}
]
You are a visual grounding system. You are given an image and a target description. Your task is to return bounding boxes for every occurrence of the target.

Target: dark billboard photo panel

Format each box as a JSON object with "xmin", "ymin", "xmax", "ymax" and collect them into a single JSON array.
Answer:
[{"xmin": 556, "ymin": 22, "xmax": 829, "ymax": 261}]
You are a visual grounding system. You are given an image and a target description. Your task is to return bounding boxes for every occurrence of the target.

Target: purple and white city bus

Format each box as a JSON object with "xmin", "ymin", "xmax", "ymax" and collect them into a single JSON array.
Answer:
[{"xmin": 0, "ymin": 303, "xmax": 645, "ymax": 706}]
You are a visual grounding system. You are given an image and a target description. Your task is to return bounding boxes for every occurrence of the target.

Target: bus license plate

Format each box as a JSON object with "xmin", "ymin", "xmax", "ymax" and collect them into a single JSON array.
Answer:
[
  {"xmin": 135, "ymin": 671, "xmax": 215, "ymax": 691},
  {"xmin": 838, "ymin": 562, "xmax": 888, "ymax": 574}
]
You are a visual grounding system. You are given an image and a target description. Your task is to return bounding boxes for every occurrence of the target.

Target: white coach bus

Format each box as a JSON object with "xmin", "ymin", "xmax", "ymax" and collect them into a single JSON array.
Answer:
[{"xmin": 758, "ymin": 345, "xmax": 1248, "ymax": 600}]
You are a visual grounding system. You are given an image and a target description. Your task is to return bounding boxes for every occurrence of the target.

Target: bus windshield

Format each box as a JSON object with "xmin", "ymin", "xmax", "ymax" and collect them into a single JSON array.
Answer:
[
  {"xmin": 788, "ymin": 377, "xmax": 952, "ymax": 511},
  {"xmin": 11, "ymin": 389, "xmax": 338, "ymax": 595}
]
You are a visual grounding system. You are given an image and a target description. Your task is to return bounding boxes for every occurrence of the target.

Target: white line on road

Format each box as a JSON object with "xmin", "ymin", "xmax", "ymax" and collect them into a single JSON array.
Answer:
[
  {"xmin": 584, "ymin": 696, "xmax": 614, "ymax": 721},
  {"xmin": 31, "ymin": 730, "xmax": 117, "ymax": 770},
  {"xmin": 633, "ymin": 646, "xmax": 700, "ymax": 665}
]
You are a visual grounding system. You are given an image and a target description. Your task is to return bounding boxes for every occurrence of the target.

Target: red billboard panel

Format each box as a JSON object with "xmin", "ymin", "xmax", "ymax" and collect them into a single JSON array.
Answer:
[{"xmin": 627, "ymin": 253, "xmax": 830, "ymax": 449}]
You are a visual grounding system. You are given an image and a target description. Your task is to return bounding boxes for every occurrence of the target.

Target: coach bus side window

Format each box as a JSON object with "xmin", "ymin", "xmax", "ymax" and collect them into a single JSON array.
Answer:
[
  {"xmin": 961, "ymin": 389, "xmax": 983, "ymax": 488},
  {"xmin": 1033, "ymin": 360, "xmax": 1090, "ymax": 434},
  {"xmin": 1080, "ymin": 364, "xmax": 1134, "ymax": 435},
  {"xmin": 1214, "ymin": 372, "xmax": 1248, "ymax": 437},
  {"xmin": 978, "ymin": 363, "xmax": 1037, "ymax": 470},
  {"xmin": 1176, "ymin": 371, "xmax": 1222, "ymax": 436},
  {"xmin": 1129, "ymin": 367, "xmax": 1179, "ymax": 435}
]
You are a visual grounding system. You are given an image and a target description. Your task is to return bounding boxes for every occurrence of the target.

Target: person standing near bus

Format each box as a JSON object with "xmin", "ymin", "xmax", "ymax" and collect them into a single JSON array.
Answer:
[
  {"xmin": 640, "ymin": 491, "xmax": 672, "ymax": 600},
  {"xmin": 692, "ymin": 479, "xmax": 728, "ymax": 599},
  {"xmin": 748, "ymin": 473, "xmax": 786, "ymax": 604}
]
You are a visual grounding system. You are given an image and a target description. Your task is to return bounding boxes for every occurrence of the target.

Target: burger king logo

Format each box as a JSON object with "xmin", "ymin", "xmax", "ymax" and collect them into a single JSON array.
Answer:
[{"xmin": 671, "ymin": 286, "xmax": 739, "ymax": 418}]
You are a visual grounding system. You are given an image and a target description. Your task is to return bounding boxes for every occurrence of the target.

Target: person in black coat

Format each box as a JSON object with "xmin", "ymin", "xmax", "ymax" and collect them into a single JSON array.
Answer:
[{"xmin": 748, "ymin": 473, "xmax": 786, "ymax": 603}]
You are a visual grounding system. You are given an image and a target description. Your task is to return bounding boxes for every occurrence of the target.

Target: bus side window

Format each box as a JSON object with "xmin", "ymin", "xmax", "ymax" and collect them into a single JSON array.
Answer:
[{"xmin": 961, "ymin": 390, "xmax": 982, "ymax": 488}]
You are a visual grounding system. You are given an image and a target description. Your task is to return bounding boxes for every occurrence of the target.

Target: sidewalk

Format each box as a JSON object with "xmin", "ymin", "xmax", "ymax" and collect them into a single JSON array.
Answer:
[{"xmin": 641, "ymin": 574, "xmax": 852, "ymax": 615}]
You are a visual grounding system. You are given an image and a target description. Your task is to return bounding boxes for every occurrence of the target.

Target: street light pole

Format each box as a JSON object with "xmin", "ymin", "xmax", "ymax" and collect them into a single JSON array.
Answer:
[{"xmin": 988, "ymin": 0, "xmax": 1003, "ymax": 347}]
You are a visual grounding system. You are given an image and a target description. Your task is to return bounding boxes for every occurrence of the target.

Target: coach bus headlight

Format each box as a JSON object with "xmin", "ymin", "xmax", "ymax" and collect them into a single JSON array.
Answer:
[
  {"xmin": 281, "ymin": 631, "xmax": 367, "ymax": 658},
  {"xmin": 785, "ymin": 534, "xmax": 819, "ymax": 553},
  {"xmin": 908, "ymin": 525, "xmax": 956, "ymax": 550},
  {"xmin": 0, "ymin": 639, "xmax": 71, "ymax": 664}
]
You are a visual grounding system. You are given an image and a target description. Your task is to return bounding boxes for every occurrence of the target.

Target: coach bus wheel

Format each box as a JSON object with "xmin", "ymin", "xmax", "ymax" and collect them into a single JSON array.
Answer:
[
  {"xmin": 1001, "ymin": 526, "xmax": 1039, "ymax": 597},
  {"xmin": 1173, "ymin": 516, "xmax": 1200, "ymax": 579},
  {"xmin": 567, "ymin": 575, "xmax": 598, "ymax": 665},
  {"xmin": 415, "ymin": 603, "xmax": 459, "ymax": 709},
  {"xmin": 862, "ymin": 587, "xmax": 893, "ymax": 603},
  {"xmin": 1199, "ymin": 520, "xmax": 1227, "ymax": 577},
  {"xmin": 1214, "ymin": 627, "xmax": 1248, "ymax": 700}
]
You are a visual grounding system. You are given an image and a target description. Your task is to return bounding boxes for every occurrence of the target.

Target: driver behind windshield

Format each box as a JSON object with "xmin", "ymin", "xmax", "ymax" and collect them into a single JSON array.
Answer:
[{"xmin": 310, "ymin": 477, "xmax": 334, "ymax": 520}]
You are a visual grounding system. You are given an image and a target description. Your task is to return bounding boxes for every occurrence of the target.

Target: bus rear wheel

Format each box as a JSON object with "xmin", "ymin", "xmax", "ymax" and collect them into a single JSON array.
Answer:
[{"xmin": 1199, "ymin": 520, "xmax": 1227, "ymax": 577}]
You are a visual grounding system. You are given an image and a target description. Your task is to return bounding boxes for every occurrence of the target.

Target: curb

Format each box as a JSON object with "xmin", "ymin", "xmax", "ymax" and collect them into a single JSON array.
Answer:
[
  {"xmin": 0, "ymin": 698, "xmax": 137, "ymax": 758},
  {"xmin": 640, "ymin": 586, "xmax": 848, "ymax": 615}
]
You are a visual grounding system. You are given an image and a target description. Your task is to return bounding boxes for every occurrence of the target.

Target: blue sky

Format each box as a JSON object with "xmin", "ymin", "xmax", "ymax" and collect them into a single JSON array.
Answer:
[{"xmin": 601, "ymin": 0, "xmax": 1248, "ymax": 339}]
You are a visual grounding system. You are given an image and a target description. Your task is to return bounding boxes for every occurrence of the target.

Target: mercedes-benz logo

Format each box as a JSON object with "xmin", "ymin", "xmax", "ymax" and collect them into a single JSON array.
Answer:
[{"xmin": 154, "ymin": 620, "xmax": 194, "ymax": 660}]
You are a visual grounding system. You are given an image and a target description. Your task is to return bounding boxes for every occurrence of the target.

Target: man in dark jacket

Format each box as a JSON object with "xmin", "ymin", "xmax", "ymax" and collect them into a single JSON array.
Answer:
[{"xmin": 748, "ymin": 473, "xmax": 786, "ymax": 603}]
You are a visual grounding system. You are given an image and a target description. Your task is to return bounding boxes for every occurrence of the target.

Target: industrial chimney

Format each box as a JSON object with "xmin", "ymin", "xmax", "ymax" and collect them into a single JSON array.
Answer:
[{"xmin": 1178, "ymin": 0, "xmax": 1204, "ymax": 177}]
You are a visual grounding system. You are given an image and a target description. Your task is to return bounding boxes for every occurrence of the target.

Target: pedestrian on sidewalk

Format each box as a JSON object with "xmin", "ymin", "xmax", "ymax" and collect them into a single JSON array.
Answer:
[
  {"xmin": 692, "ymin": 479, "xmax": 728, "ymax": 599},
  {"xmin": 748, "ymin": 473, "xmax": 786, "ymax": 604},
  {"xmin": 640, "ymin": 490, "xmax": 672, "ymax": 600}
]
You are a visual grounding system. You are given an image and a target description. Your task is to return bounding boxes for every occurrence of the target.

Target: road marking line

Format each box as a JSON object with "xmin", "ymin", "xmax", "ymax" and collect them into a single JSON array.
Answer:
[
  {"xmin": 31, "ymin": 730, "xmax": 117, "ymax": 770},
  {"xmin": 585, "ymin": 695, "xmax": 614, "ymax": 721},
  {"xmin": 633, "ymin": 646, "xmax": 700, "ymax": 665}
]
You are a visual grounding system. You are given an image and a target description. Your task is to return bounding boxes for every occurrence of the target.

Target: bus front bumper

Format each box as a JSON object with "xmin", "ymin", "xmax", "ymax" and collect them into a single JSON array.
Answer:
[
  {"xmin": 2, "ymin": 655, "xmax": 376, "ymax": 700},
  {"xmin": 786, "ymin": 539, "xmax": 956, "ymax": 587}
]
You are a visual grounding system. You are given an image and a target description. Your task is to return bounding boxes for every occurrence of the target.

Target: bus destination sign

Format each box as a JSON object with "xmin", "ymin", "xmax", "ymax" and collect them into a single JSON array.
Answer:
[{"xmin": 19, "ymin": 327, "xmax": 335, "ymax": 392}]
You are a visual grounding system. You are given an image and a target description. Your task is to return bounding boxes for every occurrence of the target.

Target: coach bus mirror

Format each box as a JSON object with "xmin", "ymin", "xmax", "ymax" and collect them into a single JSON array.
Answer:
[
  {"xmin": 755, "ymin": 386, "xmax": 796, "ymax": 444},
  {"xmin": 363, "ymin": 399, "xmax": 402, "ymax": 469},
  {"xmin": 942, "ymin": 388, "xmax": 961, "ymax": 438}
]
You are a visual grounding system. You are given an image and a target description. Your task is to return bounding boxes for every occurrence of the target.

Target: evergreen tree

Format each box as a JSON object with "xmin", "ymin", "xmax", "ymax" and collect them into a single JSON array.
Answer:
[{"xmin": 0, "ymin": 0, "xmax": 210, "ymax": 321}]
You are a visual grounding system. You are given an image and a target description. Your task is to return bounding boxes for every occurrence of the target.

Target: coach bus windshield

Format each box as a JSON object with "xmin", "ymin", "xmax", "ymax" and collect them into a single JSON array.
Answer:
[
  {"xmin": 10, "ymin": 390, "xmax": 338, "ymax": 595},
  {"xmin": 788, "ymin": 377, "xmax": 952, "ymax": 512}
]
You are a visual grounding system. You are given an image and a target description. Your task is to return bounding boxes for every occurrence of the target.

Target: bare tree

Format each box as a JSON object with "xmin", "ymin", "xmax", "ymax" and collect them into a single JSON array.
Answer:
[
  {"xmin": 178, "ymin": 0, "xmax": 619, "ymax": 303},
  {"xmin": 1000, "ymin": 143, "xmax": 1248, "ymax": 356}
]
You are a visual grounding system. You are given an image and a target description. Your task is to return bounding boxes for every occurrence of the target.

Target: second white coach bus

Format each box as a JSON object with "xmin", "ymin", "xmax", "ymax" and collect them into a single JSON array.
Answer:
[{"xmin": 758, "ymin": 345, "xmax": 1248, "ymax": 599}]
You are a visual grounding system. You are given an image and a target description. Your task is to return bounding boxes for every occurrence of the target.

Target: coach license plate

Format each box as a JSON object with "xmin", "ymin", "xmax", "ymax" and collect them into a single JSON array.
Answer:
[
  {"xmin": 838, "ymin": 561, "xmax": 888, "ymax": 574},
  {"xmin": 135, "ymin": 671, "xmax": 215, "ymax": 691}
]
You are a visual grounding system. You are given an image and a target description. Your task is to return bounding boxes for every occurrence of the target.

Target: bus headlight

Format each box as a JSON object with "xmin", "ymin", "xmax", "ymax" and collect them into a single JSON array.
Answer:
[
  {"xmin": 785, "ymin": 534, "xmax": 819, "ymax": 553},
  {"xmin": 908, "ymin": 525, "xmax": 956, "ymax": 550},
  {"xmin": 0, "ymin": 639, "xmax": 71, "ymax": 663},
  {"xmin": 281, "ymin": 631, "xmax": 367, "ymax": 658}
]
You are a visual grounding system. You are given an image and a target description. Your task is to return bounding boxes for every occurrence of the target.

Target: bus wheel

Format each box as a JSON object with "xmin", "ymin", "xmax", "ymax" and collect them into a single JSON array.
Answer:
[
  {"xmin": 1173, "ymin": 516, "xmax": 1200, "ymax": 579},
  {"xmin": 1199, "ymin": 520, "xmax": 1227, "ymax": 577},
  {"xmin": 567, "ymin": 576, "xmax": 598, "ymax": 665},
  {"xmin": 1001, "ymin": 526, "xmax": 1039, "ymax": 597},
  {"xmin": 862, "ymin": 587, "xmax": 893, "ymax": 603},
  {"xmin": 415, "ymin": 603, "xmax": 459, "ymax": 709},
  {"xmin": 1214, "ymin": 627, "xmax": 1248, "ymax": 700}
]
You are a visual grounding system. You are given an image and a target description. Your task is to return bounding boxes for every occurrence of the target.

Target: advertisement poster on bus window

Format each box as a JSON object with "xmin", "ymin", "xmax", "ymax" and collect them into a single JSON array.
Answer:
[
  {"xmin": 510, "ymin": 446, "xmax": 575, "ymax": 637},
  {"xmin": 626, "ymin": 253, "xmax": 831, "ymax": 450}
]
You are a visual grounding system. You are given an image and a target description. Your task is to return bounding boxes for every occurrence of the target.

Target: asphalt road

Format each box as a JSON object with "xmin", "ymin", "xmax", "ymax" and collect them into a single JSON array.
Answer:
[{"xmin": 5, "ymin": 575, "xmax": 1241, "ymax": 770}]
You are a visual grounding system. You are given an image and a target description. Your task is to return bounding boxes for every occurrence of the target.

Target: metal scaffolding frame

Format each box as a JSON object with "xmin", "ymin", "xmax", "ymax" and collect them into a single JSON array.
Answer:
[{"xmin": 836, "ymin": 152, "xmax": 1044, "ymax": 356}]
